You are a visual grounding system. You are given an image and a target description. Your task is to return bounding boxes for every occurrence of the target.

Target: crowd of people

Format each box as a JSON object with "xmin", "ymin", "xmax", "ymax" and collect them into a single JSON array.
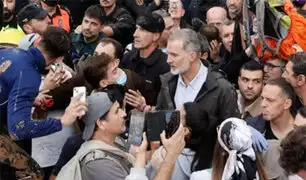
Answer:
[{"xmin": 1, "ymin": 0, "xmax": 306, "ymax": 180}]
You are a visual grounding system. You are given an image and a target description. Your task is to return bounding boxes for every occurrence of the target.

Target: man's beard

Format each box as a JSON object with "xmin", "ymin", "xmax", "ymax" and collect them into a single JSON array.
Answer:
[
  {"xmin": 83, "ymin": 33, "xmax": 99, "ymax": 43},
  {"xmin": 170, "ymin": 63, "xmax": 190, "ymax": 75},
  {"xmin": 3, "ymin": 8, "xmax": 13, "ymax": 22},
  {"xmin": 229, "ymin": 8, "xmax": 242, "ymax": 19}
]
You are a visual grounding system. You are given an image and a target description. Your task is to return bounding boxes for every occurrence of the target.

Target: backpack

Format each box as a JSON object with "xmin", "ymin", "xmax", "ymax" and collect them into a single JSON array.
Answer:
[
  {"xmin": 81, "ymin": 149, "xmax": 133, "ymax": 175},
  {"xmin": 243, "ymin": 0, "xmax": 306, "ymax": 60}
]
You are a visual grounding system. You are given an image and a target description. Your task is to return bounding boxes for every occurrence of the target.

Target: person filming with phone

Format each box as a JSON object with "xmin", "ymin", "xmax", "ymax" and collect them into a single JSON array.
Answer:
[
  {"xmin": 126, "ymin": 102, "xmax": 210, "ymax": 180},
  {"xmin": 0, "ymin": 26, "xmax": 88, "ymax": 142},
  {"xmin": 0, "ymin": 26, "xmax": 89, "ymax": 180},
  {"xmin": 56, "ymin": 91, "xmax": 189, "ymax": 180}
]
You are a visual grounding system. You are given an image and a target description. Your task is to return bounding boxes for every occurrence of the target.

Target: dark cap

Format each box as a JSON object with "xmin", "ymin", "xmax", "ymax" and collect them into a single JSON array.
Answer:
[
  {"xmin": 293, "ymin": 0, "xmax": 306, "ymax": 6},
  {"xmin": 82, "ymin": 92, "xmax": 114, "ymax": 141},
  {"xmin": 17, "ymin": 4, "xmax": 48, "ymax": 25},
  {"xmin": 136, "ymin": 13, "xmax": 165, "ymax": 33},
  {"xmin": 41, "ymin": 0, "xmax": 59, "ymax": 6}
]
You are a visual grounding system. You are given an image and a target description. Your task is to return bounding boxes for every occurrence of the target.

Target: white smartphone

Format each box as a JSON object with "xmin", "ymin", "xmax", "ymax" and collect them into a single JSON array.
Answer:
[
  {"xmin": 51, "ymin": 62, "xmax": 63, "ymax": 72},
  {"xmin": 73, "ymin": 86, "xmax": 86, "ymax": 102}
]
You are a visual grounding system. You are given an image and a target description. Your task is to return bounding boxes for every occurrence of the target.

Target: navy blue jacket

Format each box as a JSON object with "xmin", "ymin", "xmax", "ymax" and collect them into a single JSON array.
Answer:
[
  {"xmin": 0, "ymin": 47, "xmax": 62, "ymax": 140},
  {"xmin": 247, "ymin": 114, "xmax": 266, "ymax": 134}
]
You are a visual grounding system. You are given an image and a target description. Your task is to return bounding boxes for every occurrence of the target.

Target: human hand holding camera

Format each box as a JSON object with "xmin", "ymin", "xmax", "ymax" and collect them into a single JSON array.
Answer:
[
  {"xmin": 160, "ymin": 123, "xmax": 186, "ymax": 160},
  {"xmin": 42, "ymin": 67, "xmax": 65, "ymax": 90},
  {"xmin": 134, "ymin": 132, "xmax": 149, "ymax": 168},
  {"xmin": 60, "ymin": 93, "xmax": 88, "ymax": 127}
]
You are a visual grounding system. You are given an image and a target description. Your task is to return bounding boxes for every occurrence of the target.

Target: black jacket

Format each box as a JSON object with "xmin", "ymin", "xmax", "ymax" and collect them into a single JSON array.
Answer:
[
  {"xmin": 156, "ymin": 60, "xmax": 239, "ymax": 121},
  {"xmin": 96, "ymin": 5, "xmax": 135, "ymax": 47},
  {"xmin": 121, "ymin": 0, "xmax": 160, "ymax": 19},
  {"xmin": 247, "ymin": 114, "xmax": 266, "ymax": 134},
  {"xmin": 219, "ymin": 50, "xmax": 251, "ymax": 85},
  {"xmin": 156, "ymin": 60, "xmax": 240, "ymax": 169},
  {"xmin": 180, "ymin": 19, "xmax": 192, "ymax": 29},
  {"xmin": 59, "ymin": 0, "xmax": 99, "ymax": 29},
  {"xmin": 120, "ymin": 47, "xmax": 169, "ymax": 104},
  {"xmin": 219, "ymin": 19, "xmax": 252, "ymax": 86},
  {"xmin": 187, "ymin": 0, "xmax": 225, "ymax": 22}
]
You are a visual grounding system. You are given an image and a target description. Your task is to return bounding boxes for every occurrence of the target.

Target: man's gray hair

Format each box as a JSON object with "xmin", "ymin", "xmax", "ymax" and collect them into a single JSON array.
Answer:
[{"xmin": 168, "ymin": 28, "xmax": 201, "ymax": 53}]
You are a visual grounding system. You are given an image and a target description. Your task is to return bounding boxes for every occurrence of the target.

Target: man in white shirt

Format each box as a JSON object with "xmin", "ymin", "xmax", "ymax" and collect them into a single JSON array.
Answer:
[{"xmin": 141, "ymin": 29, "xmax": 240, "ymax": 169}]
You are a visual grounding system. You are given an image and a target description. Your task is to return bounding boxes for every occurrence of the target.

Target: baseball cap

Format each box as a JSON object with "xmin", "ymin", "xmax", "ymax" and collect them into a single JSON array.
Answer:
[
  {"xmin": 82, "ymin": 92, "xmax": 114, "ymax": 140},
  {"xmin": 41, "ymin": 0, "xmax": 59, "ymax": 6},
  {"xmin": 136, "ymin": 13, "xmax": 165, "ymax": 33},
  {"xmin": 17, "ymin": 4, "xmax": 48, "ymax": 25}
]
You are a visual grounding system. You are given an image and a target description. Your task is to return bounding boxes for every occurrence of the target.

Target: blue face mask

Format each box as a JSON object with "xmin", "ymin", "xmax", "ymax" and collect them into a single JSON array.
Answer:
[{"xmin": 116, "ymin": 71, "xmax": 127, "ymax": 85}]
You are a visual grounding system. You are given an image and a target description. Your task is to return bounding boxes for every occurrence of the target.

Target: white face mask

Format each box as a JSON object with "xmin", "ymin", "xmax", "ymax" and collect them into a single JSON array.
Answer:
[{"xmin": 116, "ymin": 70, "xmax": 127, "ymax": 85}]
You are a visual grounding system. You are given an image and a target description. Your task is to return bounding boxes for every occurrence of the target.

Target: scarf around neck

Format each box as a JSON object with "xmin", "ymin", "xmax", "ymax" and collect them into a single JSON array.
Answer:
[{"xmin": 217, "ymin": 118, "xmax": 256, "ymax": 180}]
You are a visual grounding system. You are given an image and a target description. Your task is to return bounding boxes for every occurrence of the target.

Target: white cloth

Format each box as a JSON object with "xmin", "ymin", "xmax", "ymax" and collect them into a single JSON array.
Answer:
[
  {"xmin": 289, "ymin": 175, "xmax": 303, "ymax": 180},
  {"xmin": 217, "ymin": 118, "xmax": 256, "ymax": 180},
  {"xmin": 190, "ymin": 169, "xmax": 212, "ymax": 180},
  {"xmin": 125, "ymin": 168, "xmax": 149, "ymax": 180},
  {"xmin": 174, "ymin": 62, "xmax": 208, "ymax": 109},
  {"xmin": 18, "ymin": 33, "xmax": 40, "ymax": 50}
]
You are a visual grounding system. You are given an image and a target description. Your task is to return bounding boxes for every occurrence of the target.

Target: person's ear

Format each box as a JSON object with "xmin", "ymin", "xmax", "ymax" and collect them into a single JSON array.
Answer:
[
  {"xmin": 114, "ymin": 58, "xmax": 120, "ymax": 65},
  {"xmin": 54, "ymin": 56, "xmax": 64, "ymax": 63},
  {"xmin": 201, "ymin": 52, "xmax": 208, "ymax": 60},
  {"xmin": 297, "ymin": 75, "xmax": 306, "ymax": 86},
  {"xmin": 181, "ymin": 8, "xmax": 185, "ymax": 16},
  {"xmin": 96, "ymin": 119, "xmax": 107, "ymax": 130},
  {"xmin": 152, "ymin": 32, "xmax": 161, "ymax": 42},
  {"xmin": 23, "ymin": 24, "xmax": 33, "ymax": 34},
  {"xmin": 189, "ymin": 51, "xmax": 199, "ymax": 62},
  {"xmin": 99, "ymin": 79, "xmax": 108, "ymax": 88},
  {"xmin": 99, "ymin": 24, "xmax": 104, "ymax": 32},
  {"xmin": 238, "ymin": 76, "xmax": 242, "ymax": 82},
  {"xmin": 284, "ymin": 99, "xmax": 292, "ymax": 110},
  {"xmin": 184, "ymin": 127, "xmax": 191, "ymax": 136}
]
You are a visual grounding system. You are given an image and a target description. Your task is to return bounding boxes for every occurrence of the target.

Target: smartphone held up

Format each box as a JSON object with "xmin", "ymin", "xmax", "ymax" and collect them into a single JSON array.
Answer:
[
  {"xmin": 73, "ymin": 86, "xmax": 87, "ymax": 116},
  {"xmin": 73, "ymin": 86, "xmax": 86, "ymax": 102},
  {"xmin": 127, "ymin": 110, "xmax": 180, "ymax": 148},
  {"xmin": 51, "ymin": 62, "xmax": 63, "ymax": 72}
]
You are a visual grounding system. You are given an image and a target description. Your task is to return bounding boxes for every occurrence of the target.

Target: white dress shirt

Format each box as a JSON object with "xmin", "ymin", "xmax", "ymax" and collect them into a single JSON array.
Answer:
[{"xmin": 174, "ymin": 62, "xmax": 208, "ymax": 109}]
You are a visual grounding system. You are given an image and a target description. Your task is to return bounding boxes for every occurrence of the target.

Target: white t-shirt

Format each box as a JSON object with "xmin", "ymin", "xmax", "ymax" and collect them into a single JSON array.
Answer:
[{"xmin": 190, "ymin": 169, "xmax": 212, "ymax": 180}]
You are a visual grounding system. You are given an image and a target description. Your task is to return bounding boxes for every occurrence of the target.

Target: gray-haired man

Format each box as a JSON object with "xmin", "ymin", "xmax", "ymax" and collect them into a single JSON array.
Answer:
[{"xmin": 141, "ymin": 28, "xmax": 240, "ymax": 169}]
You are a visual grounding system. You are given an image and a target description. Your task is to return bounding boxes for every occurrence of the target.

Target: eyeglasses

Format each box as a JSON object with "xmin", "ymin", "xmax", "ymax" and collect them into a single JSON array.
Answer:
[
  {"xmin": 262, "ymin": 62, "xmax": 283, "ymax": 71},
  {"xmin": 169, "ymin": 1, "xmax": 183, "ymax": 8}
]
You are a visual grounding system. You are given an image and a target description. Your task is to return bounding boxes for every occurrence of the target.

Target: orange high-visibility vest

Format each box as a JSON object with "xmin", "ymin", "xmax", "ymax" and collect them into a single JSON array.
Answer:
[{"xmin": 50, "ymin": 5, "xmax": 70, "ymax": 32}]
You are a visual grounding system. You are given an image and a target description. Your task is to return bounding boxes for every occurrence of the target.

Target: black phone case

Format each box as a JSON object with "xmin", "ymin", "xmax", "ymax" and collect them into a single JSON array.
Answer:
[
  {"xmin": 165, "ymin": 111, "xmax": 180, "ymax": 138},
  {"xmin": 145, "ymin": 112, "xmax": 165, "ymax": 142}
]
